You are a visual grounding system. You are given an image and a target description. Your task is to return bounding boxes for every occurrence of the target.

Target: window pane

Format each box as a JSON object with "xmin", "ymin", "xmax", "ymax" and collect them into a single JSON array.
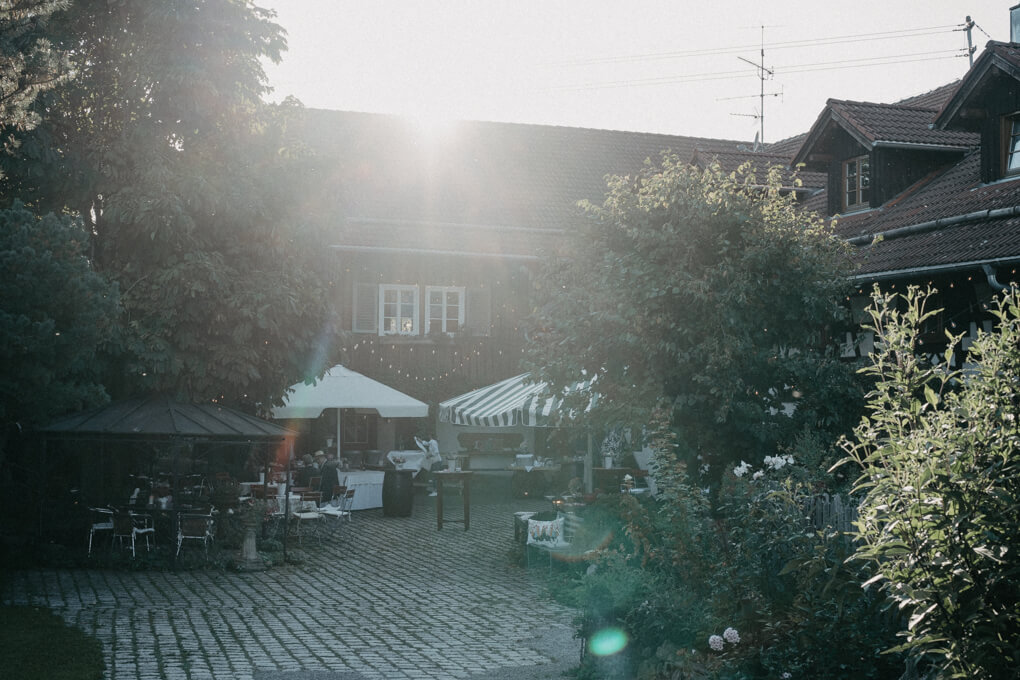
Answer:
[
  {"xmin": 1009, "ymin": 119, "xmax": 1020, "ymax": 171},
  {"xmin": 429, "ymin": 291, "xmax": 442, "ymax": 304}
]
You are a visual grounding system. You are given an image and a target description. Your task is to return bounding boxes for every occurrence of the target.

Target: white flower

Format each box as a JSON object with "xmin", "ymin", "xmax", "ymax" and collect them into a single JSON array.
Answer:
[
  {"xmin": 763, "ymin": 454, "xmax": 795, "ymax": 471},
  {"xmin": 782, "ymin": 673, "xmax": 792, "ymax": 679},
  {"xmin": 708, "ymin": 635, "xmax": 724, "ymax": 651},
  {"xmin": 723, "ymin": 627, "xmax": 740, "ymax": 644},
  {"xmin": 733, "ymin": 461, "xmax": 751, "ymax": 478},
  {"xmin": 752, "ymin": 470, "xmax": 764, "ymax": 480}
]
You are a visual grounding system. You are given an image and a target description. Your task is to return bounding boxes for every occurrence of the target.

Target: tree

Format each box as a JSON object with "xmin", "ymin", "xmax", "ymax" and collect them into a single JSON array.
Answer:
[
  {"xmin": 0, "ymin": 0, "xmax": 69, "ymax": 154},
  {"xmin": 840, "ymin": 286, "xmax": 1020, "ymax": 679},
  {"xmin": 0, "ymin": 202, "xmax": 119, "ymax": 460},
  {"xmin": 0, "ymin": 1, "xmax": 342, "ymax": 409},
  {"xmin": 525, "ymin": 158, "xmax": 860, "ymax": 475}
]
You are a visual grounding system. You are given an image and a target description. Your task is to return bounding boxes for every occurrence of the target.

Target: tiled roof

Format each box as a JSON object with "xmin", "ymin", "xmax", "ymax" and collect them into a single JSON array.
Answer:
[
  {"xmin": 892, "ymin": 80, "xmax": 961, "ymax": 110},
  {"xmin": 296, "ymin": 109, "xmax": 749, "ymax": 258},
  {"xmin": 765, "ymin": 133, "xmax": 808, "ymax": 157},
  {"xmin": 691, "ymin": 148, "xmax": 826, "ymax": 190},
  {"xmin": 827, "ymin": 152, "xmax": 1020, "ymax": 278},
  {"xmin": 826, "ymin": 99, "xmax": 978, "ymax": 149}
]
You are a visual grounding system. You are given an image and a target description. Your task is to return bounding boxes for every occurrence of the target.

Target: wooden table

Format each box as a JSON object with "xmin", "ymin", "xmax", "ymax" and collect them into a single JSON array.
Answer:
[{"xmin": 435, "ymin": 470, "xmax": 473, "ymax": 530}]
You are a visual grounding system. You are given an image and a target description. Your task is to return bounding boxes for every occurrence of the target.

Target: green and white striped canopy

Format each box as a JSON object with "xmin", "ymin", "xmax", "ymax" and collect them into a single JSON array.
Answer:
[{"xmin": 438, "ymin": 373, "xmax": 593, "ymax": 427}]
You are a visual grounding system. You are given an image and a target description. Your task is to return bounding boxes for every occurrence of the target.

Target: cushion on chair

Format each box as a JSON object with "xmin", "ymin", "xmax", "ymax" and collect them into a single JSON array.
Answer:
[{"xmin": 527, "ymin": 517, "xmax": 567, "ymax": 548}]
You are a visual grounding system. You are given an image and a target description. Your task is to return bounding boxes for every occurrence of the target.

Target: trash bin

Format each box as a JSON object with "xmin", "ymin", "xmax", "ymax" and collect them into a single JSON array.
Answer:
[{"xmin": 382, "ymin": 469, "xmax": 413, "ymax": 517}]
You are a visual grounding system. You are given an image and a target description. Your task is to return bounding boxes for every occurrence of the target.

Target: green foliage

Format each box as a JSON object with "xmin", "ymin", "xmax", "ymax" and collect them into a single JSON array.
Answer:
[
  {"xmin": 1, "ymin": 1, "xmax": 342, "ymax": 408},
  {"xmin": 0, "ymin": 605, "xmax": 104, "ymax": 679},
  {"xmin": 562, "ymin": 416, "xmax": 902, "ymax": 679},
  {"xmin": 525, "ymin": 158, "xmax": 861, "ymax": 476},
  {"xmin": 839, "ymin": 285, "xmax": 1020, "ymax": 679},
  {"xmin": 0, "ymin": 1, "xmax": 70, "ymax": 152},
  {"xmin": 0, "ymin": 202, "xmax": 118, "ymax": 432}
]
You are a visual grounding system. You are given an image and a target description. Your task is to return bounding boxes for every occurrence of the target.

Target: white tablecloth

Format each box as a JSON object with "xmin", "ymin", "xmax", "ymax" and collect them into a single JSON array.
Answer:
[
  {"xmin": 341, "ymin": 471, "xmax": 384, "ymax": 510},
  {"xmin": 387, "ymin": 450, "xmax": 430, "ymax": 475}
]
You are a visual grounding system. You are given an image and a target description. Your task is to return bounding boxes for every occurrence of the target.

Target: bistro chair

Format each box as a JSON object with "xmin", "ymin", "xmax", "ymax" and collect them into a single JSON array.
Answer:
[
  {"xmin": 87, "ymin": 507, "xmax": 114, "ymax": 556},
  {"xmin": 290, "ymin": 504, "xmax": 323, "ymax": 546},
  {"xmin": 111, "ymin": 509, "xmax": 155, "ymax": 558},
  {"xmin": 341, "ymin": 488, "xmax": 356, "ymax": 522},
  {"xmin": 176, "ymin": 512, "xmax": 215, "ymax": 557}
]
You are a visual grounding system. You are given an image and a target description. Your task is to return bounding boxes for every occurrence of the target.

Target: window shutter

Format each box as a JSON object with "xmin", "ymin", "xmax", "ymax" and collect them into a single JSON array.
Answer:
[
  {"xmin": 465, "ymin": 287, "xmax": 491, "ymax": 336},
  {"xmin": 353, "ymin": 283, "xmax": 378, "ymax": 333}
]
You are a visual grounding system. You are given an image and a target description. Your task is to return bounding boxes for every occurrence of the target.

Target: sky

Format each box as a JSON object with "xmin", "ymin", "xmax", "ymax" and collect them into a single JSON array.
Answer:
[{"xmin": 259, "ymin": 1, "xmax": 1013, "ymax": 144}]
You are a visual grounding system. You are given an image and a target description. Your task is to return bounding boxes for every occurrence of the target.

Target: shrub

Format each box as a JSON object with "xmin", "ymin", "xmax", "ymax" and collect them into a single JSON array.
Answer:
[{"xmin": 839, "ymin": 286, "xmax": 1020, "ymax": 678}]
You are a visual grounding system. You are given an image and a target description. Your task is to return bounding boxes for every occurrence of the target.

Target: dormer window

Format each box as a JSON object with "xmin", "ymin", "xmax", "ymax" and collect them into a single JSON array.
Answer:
[
  {"xmin": 1004, "ymin": 114, "xmax": 1020, "ymax": 176},
  {"xmin": 843, "ymin": 155, "xmax": 870, "ymax": 211}
]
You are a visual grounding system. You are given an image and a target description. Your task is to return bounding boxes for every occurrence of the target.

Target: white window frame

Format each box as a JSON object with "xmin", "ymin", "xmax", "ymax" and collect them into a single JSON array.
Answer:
[
  {"xmin": 1005, "ymin": 114, "xmax": 1020, "ymax": 177},
  {"xmin": 379, "ymin": 284, "xmax": 419, "ymax": 336},
  {"xmin": 425, "ymin": 286, "xmax": 466, "ymax": 335}
]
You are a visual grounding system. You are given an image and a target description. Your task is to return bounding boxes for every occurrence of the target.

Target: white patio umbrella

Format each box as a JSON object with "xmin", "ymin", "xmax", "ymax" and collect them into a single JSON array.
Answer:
[{"xmin": 271, "ymin": 365, "xmax": 428, "ymax": 453}]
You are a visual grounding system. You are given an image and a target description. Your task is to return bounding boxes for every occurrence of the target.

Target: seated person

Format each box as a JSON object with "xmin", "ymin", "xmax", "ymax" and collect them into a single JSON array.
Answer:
[
  {"xmin": 294, "ymin": 453, "xmax": 316, "ymax": 487},
  {"xmin": 318, "ymin": 456, "xmax": 340, "ymax": 502}
]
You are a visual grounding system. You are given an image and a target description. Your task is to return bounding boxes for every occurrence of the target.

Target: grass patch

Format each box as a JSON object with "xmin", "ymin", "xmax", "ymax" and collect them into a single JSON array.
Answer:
[{"xmin": 0, "ymin": 605, "xmax": 104, "ymax": 680}]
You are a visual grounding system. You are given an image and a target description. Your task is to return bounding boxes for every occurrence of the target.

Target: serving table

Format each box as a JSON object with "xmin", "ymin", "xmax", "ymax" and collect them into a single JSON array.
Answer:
[{"xmin": 340, "ymin": 470, "xmax": 384, "ymax": 510}]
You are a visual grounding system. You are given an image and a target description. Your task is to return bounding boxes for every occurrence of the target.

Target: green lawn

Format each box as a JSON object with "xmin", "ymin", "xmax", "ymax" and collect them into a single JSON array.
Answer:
[{"xmin": 0, "ymin": 605, "xmax": 104, "ymax": 680}]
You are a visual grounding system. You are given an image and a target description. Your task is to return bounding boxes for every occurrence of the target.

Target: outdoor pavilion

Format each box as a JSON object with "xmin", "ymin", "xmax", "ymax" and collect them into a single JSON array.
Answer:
[{"xmin": 40, "ymin": 395, "xmax": 297, "ymax": 561}]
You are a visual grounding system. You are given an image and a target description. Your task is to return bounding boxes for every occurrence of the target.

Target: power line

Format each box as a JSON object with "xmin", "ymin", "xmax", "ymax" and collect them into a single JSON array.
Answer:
[
  {"xmin": 555, "ymin": 24, "xmax": 961, "ymax": 66},
  {"xmin": 552, "ymin": 49, "xmax": 968, "ymax": 92}
]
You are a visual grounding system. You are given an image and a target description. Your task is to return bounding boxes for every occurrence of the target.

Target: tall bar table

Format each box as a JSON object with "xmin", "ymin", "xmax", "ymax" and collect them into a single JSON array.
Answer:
[{"xmin": 435, "ymin": 470, "xmax": 473, "ymax": 530}]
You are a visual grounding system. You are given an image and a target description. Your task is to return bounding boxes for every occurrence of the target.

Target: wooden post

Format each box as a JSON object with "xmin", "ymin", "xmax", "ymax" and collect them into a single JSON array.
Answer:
[{"xmin": 584, "ymin": 432, "xmax": 593, "ymax": 493}]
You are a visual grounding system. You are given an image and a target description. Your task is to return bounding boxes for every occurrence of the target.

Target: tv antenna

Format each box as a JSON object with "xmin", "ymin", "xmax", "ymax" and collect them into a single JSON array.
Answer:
[{"xmin": 730, "ymin": 26, "xmax": 781, "ymax": 145}]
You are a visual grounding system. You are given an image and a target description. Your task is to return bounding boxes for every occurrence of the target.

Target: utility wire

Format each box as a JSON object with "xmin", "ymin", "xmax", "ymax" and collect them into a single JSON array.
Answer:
[
  {"xmin": 553, "ymin": 49, "xmax": 968, "ymax": 92},
  {"xmin": 556, "ymin": 24, "xmax": 961, "ymax": 66}
]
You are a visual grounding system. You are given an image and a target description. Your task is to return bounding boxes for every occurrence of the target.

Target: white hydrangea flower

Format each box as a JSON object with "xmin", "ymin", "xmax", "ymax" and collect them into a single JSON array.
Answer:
[
  {"xmin": 763, "ymin": 454, "xmax": 795, "ymax": 471},
  {"xmin": 733, "ymin": 461, "xmax": 751, "ymax": 478},
  {"xmin": 723, "ymin": 627, "xmax": 740, "ymax": 644},
  {"xmin": 752, "ymin": 470, "xmax": 764, "ymax": 480},
  {"xmin": 708, "ymin": 634, "xmax": 724, "ymax": 651},
  {"xmin": 782, "ymin": 673, "xmax": 792, "ymax": 679}
]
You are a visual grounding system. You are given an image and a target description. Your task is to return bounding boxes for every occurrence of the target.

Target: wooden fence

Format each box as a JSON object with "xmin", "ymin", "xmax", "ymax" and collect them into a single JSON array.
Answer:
[{"xmin": 803, "ymin": 492, "xmax": 859, "ymax": 534}]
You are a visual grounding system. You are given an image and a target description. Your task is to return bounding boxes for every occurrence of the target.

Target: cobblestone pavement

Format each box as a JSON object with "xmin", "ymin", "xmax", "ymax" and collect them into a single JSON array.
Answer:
[{"xmin": 2, "ymin": 475, "xmax": 580, "ymax": 680}]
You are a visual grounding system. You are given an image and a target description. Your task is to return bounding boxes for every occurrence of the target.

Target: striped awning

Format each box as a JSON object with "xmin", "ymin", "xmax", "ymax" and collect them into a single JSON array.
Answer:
[{"xmin": 438, "ymin": 373, "xmax": 593, "ymax": 427}]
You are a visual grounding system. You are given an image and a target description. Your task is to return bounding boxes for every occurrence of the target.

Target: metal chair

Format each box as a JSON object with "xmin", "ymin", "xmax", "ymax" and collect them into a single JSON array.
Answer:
[
  {"xmin": 176, "ymin": 513, "xmax": 215, "ymax": 557},
  {"xmin": 290, "ymin": 505, "xmax": 324, "ymax": 546},
  {"xmin": 111, "ymin": 509, "xmax": 155, "ymax": 557},
  {"xmin": 87, "ymin": 507, "xmax": 113, "ymax": 556}
]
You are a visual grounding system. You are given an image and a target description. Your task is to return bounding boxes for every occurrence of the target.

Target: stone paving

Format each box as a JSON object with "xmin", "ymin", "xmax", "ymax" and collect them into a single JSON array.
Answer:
[{"xmin": 2, "ymin": 474, "xmax": 579, "ymax": 680}]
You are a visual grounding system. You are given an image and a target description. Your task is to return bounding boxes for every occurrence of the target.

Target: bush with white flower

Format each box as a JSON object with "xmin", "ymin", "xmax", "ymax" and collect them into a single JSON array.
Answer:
[
  {"xmin": 763, "ymin": 453, "xmax": 794, "ymax": 471},
  {"xmin": 732, "ymin": 460, "xmax": 751, "ymax": 478},
  {"xmin": 708, "ymin": 627, "xmax": 740, "ymax": 652}
]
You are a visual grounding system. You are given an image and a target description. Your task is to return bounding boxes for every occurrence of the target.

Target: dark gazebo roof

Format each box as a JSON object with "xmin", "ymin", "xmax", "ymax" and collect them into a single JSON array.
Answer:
[{"xmin": 42, "ymin": 395, "xmax": 295, "ymax": 442}]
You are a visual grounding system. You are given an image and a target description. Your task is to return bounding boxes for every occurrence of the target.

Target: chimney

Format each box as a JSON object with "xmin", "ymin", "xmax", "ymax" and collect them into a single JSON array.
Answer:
[{"xmin": 1012, "ymin": 4, "xmax": 1020, "ymax": 42}]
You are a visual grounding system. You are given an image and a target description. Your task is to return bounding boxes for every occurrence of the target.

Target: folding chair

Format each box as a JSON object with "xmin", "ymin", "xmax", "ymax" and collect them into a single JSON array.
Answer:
[
  {"xmin": 177, "ymin": 513, "xmax": 215, "ymax": 557},
  {"xmin": 341, "ymin": 488, "xmax": 356, "ymax": 522},
  {"xmin": 290, "ymin": 503, "xmax": 324, "ymax": 546},
  {"xmin": 87, "ymin": 507, "xmax": 113, "ymax": 556}
]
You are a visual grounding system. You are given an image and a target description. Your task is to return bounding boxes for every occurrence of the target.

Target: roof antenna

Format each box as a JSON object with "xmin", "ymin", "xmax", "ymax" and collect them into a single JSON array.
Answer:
[{"xmin": 734, "ymin": 25, "xmax": 778, "ymax": 145}]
